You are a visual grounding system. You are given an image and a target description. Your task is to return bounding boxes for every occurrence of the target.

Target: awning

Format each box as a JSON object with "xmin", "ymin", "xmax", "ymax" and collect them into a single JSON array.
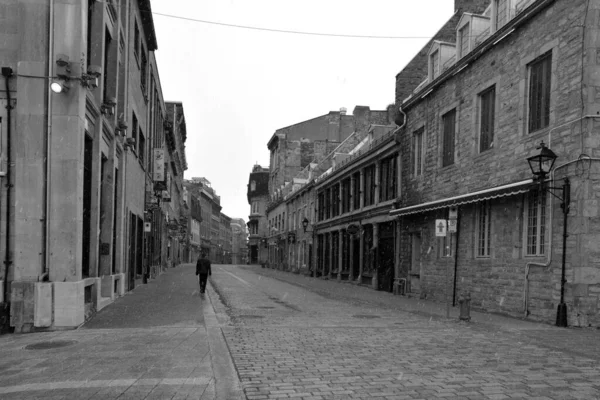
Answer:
[{"xmin": 390, "ymin": 179, "xmax": 534, "ymax": 217}]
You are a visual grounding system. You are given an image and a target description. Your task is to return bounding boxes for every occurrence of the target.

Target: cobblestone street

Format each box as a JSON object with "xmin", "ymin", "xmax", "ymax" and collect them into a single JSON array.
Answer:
[{"xmin": 210, "ymin": 265, "xmax": 600, "ymax": 400}]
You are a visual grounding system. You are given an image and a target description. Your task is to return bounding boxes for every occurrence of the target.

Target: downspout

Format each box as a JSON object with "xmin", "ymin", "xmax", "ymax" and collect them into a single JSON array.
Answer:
[
  {"xmin": 40, "ymin": 0, "xmax": 55, "ymax": 283},
  {"xmin": 2, "ymin": 67, "xmax": 13, "ymax": 303},
  {"xmin": 392, "ymin": 106, "xmax": 406, "ymax": 294},
  {"xmin": 523, "ymin": 115, "xmax": 600, "ymax": 317},
  {"xmin": 452, "ymin": 207, "xmax": 460, "ymax": 306}
]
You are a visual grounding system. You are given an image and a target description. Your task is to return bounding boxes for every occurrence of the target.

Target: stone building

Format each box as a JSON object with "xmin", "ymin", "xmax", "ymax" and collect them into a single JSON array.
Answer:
[
  {"xmin": 389, "ymin": 0, "xmax": 600, "ymax": 326},
  {"xmin": 265, "ymin": 106, "xmax": 390, "ymax": 274},
  {"xmin": 231, "ymin": 218, "xmax": 248, "ymax": 264},
  {"xmin": 247, "ymin": 165, "xmax": 270, "ymax": 265},
  {"xmin": 0, "ymin": 0, "xmax": 183, "ymax": 332}
]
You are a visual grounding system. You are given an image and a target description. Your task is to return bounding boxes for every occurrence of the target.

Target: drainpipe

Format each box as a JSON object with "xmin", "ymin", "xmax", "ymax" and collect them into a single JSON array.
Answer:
[
  {"xmin": 452, "ymin": 207, "xmax": 460, "ymax": 306},
  {"xmin": 2, "ymin": 67, "xmax": 13, "ymax": 304},
  {"xmin": 40, "ymin": 0, "xmax": 55, "ymax": 283}
]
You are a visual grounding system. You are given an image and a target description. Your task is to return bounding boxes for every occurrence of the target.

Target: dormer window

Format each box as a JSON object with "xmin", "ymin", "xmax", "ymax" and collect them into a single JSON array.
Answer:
[
  {"xmin": 250, "ymin": 180, "xmax": 256, "ymax": 191},
  {"xmin": 428, "ymin": 41, "xmax": 456, "ymax": 82},
  {"xmin": 458, "ymin": 24, "xmax": 470, "ymax": 58},
  {"xmin": 456, "ymin": 13, "xmax": 491, "ymax": 60},
  {"xmin": 492, "ymin": 0, "xmax": 516, "ymax": 32},
  {"xmin": 430, "ymin": 50, "xmax": 440, "ymax": 80}
]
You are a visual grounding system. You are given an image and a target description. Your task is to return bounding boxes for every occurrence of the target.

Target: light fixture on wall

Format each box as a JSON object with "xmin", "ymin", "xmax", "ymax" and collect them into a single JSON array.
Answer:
[
  {"xmin": 527, "ymin": 141, "xmax": 570, "ymax": 328},
  {"xmin": 51, "ymin": 55, "xmax": 101, "ymax": 95}
]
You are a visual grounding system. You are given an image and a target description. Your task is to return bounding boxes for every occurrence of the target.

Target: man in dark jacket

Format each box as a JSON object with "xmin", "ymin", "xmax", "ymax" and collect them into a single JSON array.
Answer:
[{"xmin": 196, "ymin": 252, "xmax": 212, "ymax": 294}]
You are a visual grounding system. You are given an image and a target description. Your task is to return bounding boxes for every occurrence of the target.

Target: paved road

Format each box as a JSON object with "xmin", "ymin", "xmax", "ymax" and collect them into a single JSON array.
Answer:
[
  {"xmin": 209, "ymin": 264, "xmax": 600, "ymax": 400},
  {"xmin": 0, "ymin": 264, "xmax": 242, "ymax": 400}
]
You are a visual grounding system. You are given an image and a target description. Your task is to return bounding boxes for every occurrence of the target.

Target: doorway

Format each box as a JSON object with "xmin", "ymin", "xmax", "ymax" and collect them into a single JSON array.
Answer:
[
  {"xmin": 82, "ymin": 135, "xmax": 93, "ymax": 278},
  {"xmin": 378, "ymin": 222, "xmax": 395, "ymax": 292}
]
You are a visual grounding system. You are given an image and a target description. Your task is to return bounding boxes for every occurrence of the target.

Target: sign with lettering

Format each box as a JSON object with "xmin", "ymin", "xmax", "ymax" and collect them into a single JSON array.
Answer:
[
  {"xmin": 144, "ymin": 222, "xmax": 151, "ymax": 232},
  {"xmin": 448, "ymin": 207, "xmax": 458, "ymax": 220},
  {"xmin": 435, "ymin": 219, "xmax": 447, "ymax": 237}
]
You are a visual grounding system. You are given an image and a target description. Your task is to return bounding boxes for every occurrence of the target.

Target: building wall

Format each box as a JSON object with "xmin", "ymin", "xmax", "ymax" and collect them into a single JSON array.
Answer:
[{"xmin": 396, "ymin": 0, "xmax": 600, "ymax": 326}]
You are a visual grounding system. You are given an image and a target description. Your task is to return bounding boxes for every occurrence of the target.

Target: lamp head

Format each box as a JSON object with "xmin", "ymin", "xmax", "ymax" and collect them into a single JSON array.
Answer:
[{"xmin": 527, "ymin": 141, "xmax": 557, "ymax": 180}]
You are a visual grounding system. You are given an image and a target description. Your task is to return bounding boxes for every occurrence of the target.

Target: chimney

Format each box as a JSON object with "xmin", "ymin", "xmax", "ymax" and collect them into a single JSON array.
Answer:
[{"xmin": 340, "ymin": 107, "xmax": 347, "ymax": 115}]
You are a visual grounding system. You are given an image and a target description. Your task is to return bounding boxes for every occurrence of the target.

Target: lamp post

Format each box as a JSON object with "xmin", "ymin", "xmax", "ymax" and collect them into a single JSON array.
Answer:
[{"xmin": 527, "ymin": 141, "xmax": 570, "ymax": 327}]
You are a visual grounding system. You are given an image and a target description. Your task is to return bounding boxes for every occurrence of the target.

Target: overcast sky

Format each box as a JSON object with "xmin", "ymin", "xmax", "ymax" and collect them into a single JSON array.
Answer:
[{"xmin": 152, "ymin": 0, "xmax": 455, "ymax": 222}]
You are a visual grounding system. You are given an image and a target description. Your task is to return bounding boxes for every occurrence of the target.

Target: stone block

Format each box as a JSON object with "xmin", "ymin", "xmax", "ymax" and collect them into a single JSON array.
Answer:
[
  {"xmin": 53, "ymin": 281, "xmax": 84, "ymax": 328},
  {"xmin": 34, "ymin": 282, "xmax": 52, "ymax": 327},
  {"xmin": 574, "ymin": 266, "xmax": 600, "ymax": 284},
  {"xmin": 10, "ymin": 281, "xmax": 35, "ymax": 330},
  {"xmin": 101, "ymin": 275, "xmax": 114, "ymax": 299},
  {"xmin": 0, "ymin": 280, "xmax": 3, "ymax": 303},
  {"xmin": 571, "ymin": 283, "xmax": 589, "ymax": 297}
]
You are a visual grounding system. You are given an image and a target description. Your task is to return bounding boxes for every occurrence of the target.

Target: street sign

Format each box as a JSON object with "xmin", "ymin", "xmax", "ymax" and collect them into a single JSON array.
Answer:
[
  {"xmin": 448, "ymin": 219, "xmax": 457, "ymax": 233},
  {"xmin": 347, "ymin": 224, "xmax": 359, "ymax": 235},
  {"xmin": 435, "ymin": 219, "xmax": 447, "ymax": 237}
]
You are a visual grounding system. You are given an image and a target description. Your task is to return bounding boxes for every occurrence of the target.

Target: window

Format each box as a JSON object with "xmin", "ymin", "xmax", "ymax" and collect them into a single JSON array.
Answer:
[
  {"xmin": 133, "ymin": 21, "xmax": 140, "ymax": 61},
  {"xmin": 250, "ymin": 181, "xmax": 256, "ymax": 191},
  {"xmin": 476, "ymin": 201, "xmax": 491, "ymax": 257},
  {"xmin": 325, "ymin": 188, "xmax": 331, "ymax": 219},
  {"xmin": 139, "ymin": 129, "xmax": 145, "ymax": 166},
  {"xmin": 442, "ymin": 109, "xmax": 456, "ymax": 167},
  {"xmin": 441, "ymin": 234, "xmax": 454, "ymax": 258},
  {"xmin": 131, "ymin": 112, "xmax": 138, "ymax": 147},
  {"xmin": 364, "ymin": 165, "xmax": 376, "ymax": 206},
  {"xmin": 458, "ymin": 23, "xmax": 470, "ymax": 58},
  {"xmin": 479, "ymin": 86, "xmax": 496, "ymax": 152},
  {"xmin": 331, "ymin": 184, "xmax": 339, "ymax": 217},
  {"xmin": 251, "ymin": 201, "xmax": 259, "ymax": 214},
  {"xmin": 379, "ymin": 155, "xmax": 397, "ymax": 202},
  {"xmin": 86, "ymin": 0, "xmax": 94, "ymax": 67},
  {"xmin": 140, "ymin": 46, "xmax": 147, "ymax": 94},
  {"xmin": 103, "ymin": 28, "xmax": 112, "ymax": 102},
  {"xmin": 430, "ymin": 50, "xmax": 440, "ymax": 80},
  {"xmin": 352, "ymin": 172, "xmax": 360, "ymax": 210},
  {"xmin": 494, "ymin": 0, "xmax": 511, "ymax": 31},
  {"xmin": 318, "ymin": 193, "xmax": 324, "ymax": 221},
  {"xmin": 525, "ymin": 189, "xmax": 546, "ymax": 256},
  {"xmin": 413, "ymin": 127, "xmax": 425, "ymax": 176},
  {"xmin": 528, "ymin": 52, "xmax": 552, "ymax": 133},
  {"xmin": 341, "ymin": 178, "xmax": 351, "ymax": 214}
]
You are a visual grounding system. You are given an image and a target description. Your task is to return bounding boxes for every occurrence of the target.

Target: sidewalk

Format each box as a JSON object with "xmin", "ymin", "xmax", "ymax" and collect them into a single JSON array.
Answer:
[
  {"xmin": 248, "ymin": 265, "xmax": 600, "ymax": 359},
  {"xmin": 0, "ymin": 264, "xmax": 243, "ymax": 400}
]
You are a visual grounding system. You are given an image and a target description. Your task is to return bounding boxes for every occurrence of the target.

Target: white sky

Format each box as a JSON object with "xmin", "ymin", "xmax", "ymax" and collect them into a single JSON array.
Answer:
[{"xmin": 152, "ymin": 0, "xmax": 455, "ymax": 222}]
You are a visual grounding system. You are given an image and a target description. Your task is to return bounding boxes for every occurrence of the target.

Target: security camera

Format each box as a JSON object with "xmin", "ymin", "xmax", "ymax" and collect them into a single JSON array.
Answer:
[
  {"xmin": 55, "ymin": 54, "xmax": 70, "ymax": 67},
  {"xmin": 87, "ymin": 65, "xmax": 102, "ymax": 78}
]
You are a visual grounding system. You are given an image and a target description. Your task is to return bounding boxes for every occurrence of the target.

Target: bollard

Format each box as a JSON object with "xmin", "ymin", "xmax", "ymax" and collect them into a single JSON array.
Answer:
[{"xmin": 458, "ymin": 292, "xmax": 471, "ymax": 321}]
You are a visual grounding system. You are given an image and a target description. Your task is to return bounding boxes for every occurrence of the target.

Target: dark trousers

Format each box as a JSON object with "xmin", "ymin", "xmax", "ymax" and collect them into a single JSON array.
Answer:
[{"xmin": 198, "ymin": 273, "xmax": 208, "ymax": 293}]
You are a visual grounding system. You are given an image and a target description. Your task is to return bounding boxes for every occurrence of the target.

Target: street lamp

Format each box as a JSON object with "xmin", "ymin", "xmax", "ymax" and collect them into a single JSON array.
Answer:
[
  {"xmin": 527, "ymin": 141, "xmax": 570, "ymax": 327},
  {"xmin": 302, "ymin": 217, "xmax": 310, "ymax": 233}
]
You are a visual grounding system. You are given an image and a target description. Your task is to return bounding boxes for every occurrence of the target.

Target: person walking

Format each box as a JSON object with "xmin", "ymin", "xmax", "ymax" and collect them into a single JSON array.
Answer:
[{"xmin": 196, "ymin": 252, "xmax": 212, "ymax": 294}]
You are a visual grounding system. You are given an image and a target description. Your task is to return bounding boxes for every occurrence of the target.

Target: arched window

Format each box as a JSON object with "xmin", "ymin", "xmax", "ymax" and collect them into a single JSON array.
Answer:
[{"xmin": 250, "ymin": 181, "xmax": 256, "ymax": 191}]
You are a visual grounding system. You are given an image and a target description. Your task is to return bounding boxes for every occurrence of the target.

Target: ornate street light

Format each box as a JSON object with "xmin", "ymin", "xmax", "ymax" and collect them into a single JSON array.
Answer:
[
  {"xmin": 527, "ymin": 141, "xmax": 570, "ymax": 327},
  {"xmin": 302, "ymin": 217, "xmax": 310, "ymax": 233}
]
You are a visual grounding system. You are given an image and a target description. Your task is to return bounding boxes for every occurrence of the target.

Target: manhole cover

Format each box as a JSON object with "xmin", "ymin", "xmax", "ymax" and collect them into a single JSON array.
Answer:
[
  {"xmin": 256, "ymin": 306, "xmax": 275, "ymax": 309},
  {"xmin": 237, "ymin": 315, "xmax": 264, "ymax": 319},
  {"xmin": 352, "ymin": 314, "xmax": 380, "ymax": 319},
  {"xmin": 25, "ymin": 340, "xmax": 77, "ymax": 350}
]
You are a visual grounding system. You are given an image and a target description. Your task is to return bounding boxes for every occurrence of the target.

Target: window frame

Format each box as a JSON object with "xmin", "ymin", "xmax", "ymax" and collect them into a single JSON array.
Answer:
[
  {"xmin": 475, "ymin": 201, "xmax": 492, "ymax": 258},
  {"xmin": 524, "ymin": 189, "xmax": 547, "ymax": 256},
  {"xmin": 441, "ymin": 109, "xmax": 456, "ymax": 167},
  {"xmin": 479, "ymin": 85, "xmax": 496, "ymax": 153},
  {"xmin": 528, "ymin": 51, "xmax": 552, "ymax": 134},
  {"xmin": 413, "ymin": 127, "xmax": 425, "ymax": 177}
]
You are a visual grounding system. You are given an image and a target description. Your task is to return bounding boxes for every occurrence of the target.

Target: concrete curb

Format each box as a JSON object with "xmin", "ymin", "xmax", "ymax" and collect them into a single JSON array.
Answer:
[{"xmin": 203, "ymin": 281, "xmax": 245, "ymax": 400}]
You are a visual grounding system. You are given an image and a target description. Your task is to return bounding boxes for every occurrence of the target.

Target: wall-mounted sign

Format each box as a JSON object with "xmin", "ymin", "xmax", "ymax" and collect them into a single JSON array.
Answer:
[
  {"xmin": 144, "ymin": 222, "xmax": 151, "ymax": 232},
  {"xmin": 435, "ymin": 219, "xmax": 447, "ymax": 237},
  {"xmin": 448, "ymin": 207, "xmax": 458, "ymax": 220},
  {"xmin": 347, "ymin": 224, "xmax": 359, "ymax": 235},
  {"xmin": 448, "ymin": 219, "xmax": 457, "ymax": 233},
  {"xmin": 153, "ymin": 149, "xmax": 164, "ymax": 182}
]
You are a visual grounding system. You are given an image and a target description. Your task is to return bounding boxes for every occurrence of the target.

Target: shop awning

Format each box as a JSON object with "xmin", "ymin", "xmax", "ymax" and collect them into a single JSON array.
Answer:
[{"xmin": 390, "ymin": 179, "xmax": 534, "ymax": 217}]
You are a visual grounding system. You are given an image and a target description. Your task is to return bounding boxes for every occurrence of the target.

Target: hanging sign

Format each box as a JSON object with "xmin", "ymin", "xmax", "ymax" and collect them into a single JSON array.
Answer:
[
  {"xmin": 153, "ymin": 149, "xmax": 165, "ymax": 182},
  {"xmin": 435, "ymin": 219, "xmax": 447, "ymax": 237}
]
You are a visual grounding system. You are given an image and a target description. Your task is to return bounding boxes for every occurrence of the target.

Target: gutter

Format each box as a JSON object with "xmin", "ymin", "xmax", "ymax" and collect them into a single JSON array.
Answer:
[{"xmin": 2, "ymin": 67, "xmax": 13, "ymax": 304}]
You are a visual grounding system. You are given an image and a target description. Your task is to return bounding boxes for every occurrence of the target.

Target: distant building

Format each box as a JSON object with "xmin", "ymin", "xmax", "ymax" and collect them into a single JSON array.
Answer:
[
  {"xmin": 247, "ymin": 165, "xmax": 270, "ymax": 265},
  {"xmin": 231, "ymin": 218, "xmax": 248, "ymax": 264}
]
